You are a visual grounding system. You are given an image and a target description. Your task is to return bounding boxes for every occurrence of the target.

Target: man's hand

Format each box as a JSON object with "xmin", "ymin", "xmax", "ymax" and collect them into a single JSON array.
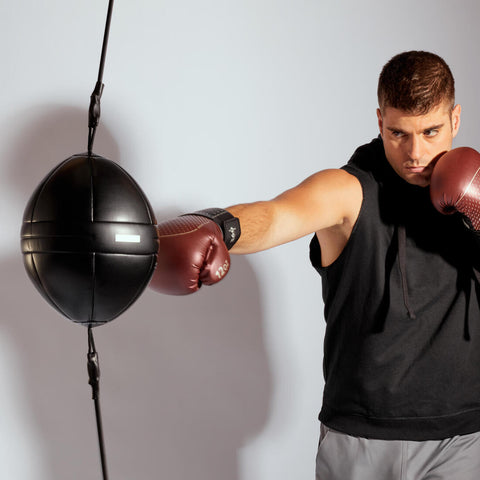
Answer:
[{"xmin": 149, "ymin": 211, "xmax": 238, "ymax": 295}]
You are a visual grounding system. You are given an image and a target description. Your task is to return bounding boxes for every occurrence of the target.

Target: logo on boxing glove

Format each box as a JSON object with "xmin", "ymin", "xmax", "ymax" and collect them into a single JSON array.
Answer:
[{"xmin": 215, "ymin": 259, "xmax": 230, "ymax": 280}]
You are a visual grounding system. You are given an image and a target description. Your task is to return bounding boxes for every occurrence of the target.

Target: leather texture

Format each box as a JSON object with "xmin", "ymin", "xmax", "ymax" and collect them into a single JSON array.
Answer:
[
  {"xmin": 430, "ymin": 147, "xmax": 480, "ymax": 230},
  {"xmin": 149, "ymin": 215, "xmax": 231, "ymax": 295},
  {"xmin": 21, "ymin": 153, "xmax": 158, "ymax": 326}
]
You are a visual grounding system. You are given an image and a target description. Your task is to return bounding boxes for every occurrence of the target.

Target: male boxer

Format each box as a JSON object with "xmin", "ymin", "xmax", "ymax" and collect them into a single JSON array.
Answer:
[{"xmin": 150, "ymin": 51, "xmax": 480, "ymax": 479}]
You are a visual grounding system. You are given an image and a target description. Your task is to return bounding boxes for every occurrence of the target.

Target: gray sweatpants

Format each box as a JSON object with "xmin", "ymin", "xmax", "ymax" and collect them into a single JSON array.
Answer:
[{"xmin": 315, "ymin": 424, "xmax": 480, "ymax": 480}]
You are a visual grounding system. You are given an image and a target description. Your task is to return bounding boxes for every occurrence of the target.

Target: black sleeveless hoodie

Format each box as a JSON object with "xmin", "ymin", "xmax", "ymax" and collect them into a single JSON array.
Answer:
[{"xmin": 310, "ymin": 137, "xmax": 480, "ymax": 440}]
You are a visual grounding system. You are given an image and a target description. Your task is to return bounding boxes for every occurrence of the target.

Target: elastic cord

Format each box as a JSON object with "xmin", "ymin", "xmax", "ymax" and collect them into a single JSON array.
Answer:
[
  {"xmin": 85, "ymin": 2, "xmax": 116, "ymax": 479},
  {"xmin": 88, "ymin": 0, "xmax": 115, "ymax": 155},
  {"xmin": 87, "ymin": 326, "xmax": 109, "ymax": 480}
]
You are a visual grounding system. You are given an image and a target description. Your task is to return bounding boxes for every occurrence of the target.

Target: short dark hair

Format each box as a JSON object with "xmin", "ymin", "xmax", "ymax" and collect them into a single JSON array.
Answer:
[{"xmin": 377, "ymin": 51, "xmax": 455, "ymax": 114}]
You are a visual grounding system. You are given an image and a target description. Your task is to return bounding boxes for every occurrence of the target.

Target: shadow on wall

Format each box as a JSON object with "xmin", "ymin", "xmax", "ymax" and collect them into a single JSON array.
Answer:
[{"xmin": 2, "ymin": 105, "xmax": 272, "ymax": 480}]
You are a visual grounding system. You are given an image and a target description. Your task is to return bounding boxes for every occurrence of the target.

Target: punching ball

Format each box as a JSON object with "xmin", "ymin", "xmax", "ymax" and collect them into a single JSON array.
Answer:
[
  {"xmin": 20, "ymin": 2, "xmax": 159, "ymax": 477},
  {"xmin": 20, "ymin": 152, "xmax": 158, "ymax": 327}
]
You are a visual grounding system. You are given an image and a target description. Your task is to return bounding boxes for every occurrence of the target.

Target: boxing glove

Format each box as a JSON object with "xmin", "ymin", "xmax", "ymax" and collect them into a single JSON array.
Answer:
[
  {"xmin": 430, "ymin": 147, "xmax": 480, "ymax": 230},
  {"xmin": 149, "ymin": 208, "xmax": 241, "ymax": 295}
]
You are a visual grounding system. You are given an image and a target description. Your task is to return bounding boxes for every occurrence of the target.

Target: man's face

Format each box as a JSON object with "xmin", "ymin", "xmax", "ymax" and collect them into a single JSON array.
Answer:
[{"xmin": 377, "ymin": 101, "xmax": 461, "ymax": 187}]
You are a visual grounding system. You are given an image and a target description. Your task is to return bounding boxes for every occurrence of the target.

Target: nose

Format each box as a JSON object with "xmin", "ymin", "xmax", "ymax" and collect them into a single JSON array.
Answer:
[{"xmin": 408, "ymin": 135, "xmax": 426, "ymax": 163}]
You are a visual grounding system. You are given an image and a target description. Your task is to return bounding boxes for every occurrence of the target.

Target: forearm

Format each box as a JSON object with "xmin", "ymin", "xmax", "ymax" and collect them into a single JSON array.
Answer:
[
  {"xmin": 226, "ymin": 201, "xmax": 276, "ymax": 254},
  {"xmin": 225, "ymin": 170, "xmax": 362, "ymax": 255}
]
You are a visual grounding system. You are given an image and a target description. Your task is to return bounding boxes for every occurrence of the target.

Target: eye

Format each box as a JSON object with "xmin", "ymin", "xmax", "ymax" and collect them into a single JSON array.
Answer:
[
  {"xmin": 424, "ymin": 129, "xmax": 439, "ymax": 137},
  {"xmin": 391, "ymin": 130, "xmax": 405, "ymax": 138}
]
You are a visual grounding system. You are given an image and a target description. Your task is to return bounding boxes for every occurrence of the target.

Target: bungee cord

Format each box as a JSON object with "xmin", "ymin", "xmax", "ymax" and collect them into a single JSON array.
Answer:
[{"xmin": 86, "ymin": 1, "xmax": 115, "ymax": 478}]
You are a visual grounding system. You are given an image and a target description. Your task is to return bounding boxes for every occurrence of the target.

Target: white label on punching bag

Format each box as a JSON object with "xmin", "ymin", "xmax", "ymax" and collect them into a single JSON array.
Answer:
[{"xmin": 115, "ymin": 234, "xmax": 141, "ymax": 243}]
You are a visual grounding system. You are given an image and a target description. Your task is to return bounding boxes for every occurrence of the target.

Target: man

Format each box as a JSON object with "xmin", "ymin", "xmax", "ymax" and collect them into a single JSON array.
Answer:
[{"xmin": 150, "ymin": 51, "xmax": 480, "ymax": 478}]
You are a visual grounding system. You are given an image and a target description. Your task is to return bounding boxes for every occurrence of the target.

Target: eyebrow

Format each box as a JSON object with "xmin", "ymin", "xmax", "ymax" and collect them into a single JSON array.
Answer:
[{"xmin": 387, "ymin": 124, "xmax": 445, "ymax": 134}]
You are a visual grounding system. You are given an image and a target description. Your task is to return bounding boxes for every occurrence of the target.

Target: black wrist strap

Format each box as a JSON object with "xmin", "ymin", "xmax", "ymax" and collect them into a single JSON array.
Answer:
[{"xmin": 187, "ymin": 208, "xmax": 241, "ymax": 250}]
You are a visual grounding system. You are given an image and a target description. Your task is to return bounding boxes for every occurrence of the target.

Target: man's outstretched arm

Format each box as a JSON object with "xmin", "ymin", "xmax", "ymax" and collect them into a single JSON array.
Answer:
[
  {"xmin": 227, "ymin": 169, "xmax": 362, "ymax": 254},
  {"xmin": 149, "ymin": 168, "xmax": 362, "ymax": 294}
]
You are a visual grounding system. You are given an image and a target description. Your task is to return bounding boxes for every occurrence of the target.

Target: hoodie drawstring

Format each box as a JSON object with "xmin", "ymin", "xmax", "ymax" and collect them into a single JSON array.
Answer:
[{"xmin": 397, "ymin": 224, "xmax": 417, "ymax": 319}]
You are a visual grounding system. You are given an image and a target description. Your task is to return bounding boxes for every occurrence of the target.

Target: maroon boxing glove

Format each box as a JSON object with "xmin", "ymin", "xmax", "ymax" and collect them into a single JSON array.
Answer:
[
  {"xmin": 149, "ymin": 209, "xmax": 240, "ymax": 295},
  {"xmin": 430, "ymin": 147, "xmax": 480, "ymax": 230}
]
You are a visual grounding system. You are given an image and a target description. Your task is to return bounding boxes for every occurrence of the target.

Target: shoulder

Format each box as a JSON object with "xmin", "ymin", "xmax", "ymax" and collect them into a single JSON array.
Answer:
[
  {"xmin": 298, "ymin": 168, "xmax": 363, "ymax": 210},
  {"xmin": 271, "ymin": 168, "xmax": 362, "ymax": 235},
  {"xmin": 280, "ymin": 137, "xmax": 384, "ymax": 206}
]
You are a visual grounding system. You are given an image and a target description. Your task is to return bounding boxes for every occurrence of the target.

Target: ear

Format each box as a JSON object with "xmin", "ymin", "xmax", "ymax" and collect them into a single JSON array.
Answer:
[
  {"xmin": 376, "ymin": 108, "xmax": 383, "ymax": 137},
  {"xmin": 451, "ymin": 104, "xmax": 461, "ymax": 138}
]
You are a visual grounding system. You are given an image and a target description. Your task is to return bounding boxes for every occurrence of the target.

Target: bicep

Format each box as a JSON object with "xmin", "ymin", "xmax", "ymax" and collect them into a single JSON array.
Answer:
[{"xmin": 271, "ymin": 169, "xmax": 362, "ymax": 239}]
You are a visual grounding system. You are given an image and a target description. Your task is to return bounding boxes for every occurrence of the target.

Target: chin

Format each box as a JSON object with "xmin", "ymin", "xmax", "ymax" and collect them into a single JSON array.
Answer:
[
  {"xmin": 404, "ymin": 173, "xmax": 430, "ymax": 188},
  {"xmin": 411, "ymin": 179, "xmax": 430, "ymax": 188}
]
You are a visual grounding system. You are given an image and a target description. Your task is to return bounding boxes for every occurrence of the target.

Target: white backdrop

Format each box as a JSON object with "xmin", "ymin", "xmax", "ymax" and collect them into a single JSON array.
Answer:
[{"xmin": 1, "ymin": 1, "xmax": 480, "ymax": 479}]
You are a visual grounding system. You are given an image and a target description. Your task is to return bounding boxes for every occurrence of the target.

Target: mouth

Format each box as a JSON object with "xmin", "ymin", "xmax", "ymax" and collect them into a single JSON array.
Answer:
[{"xmin": 406, "ymin": 165, "xmax": 430, "ymax": 174}]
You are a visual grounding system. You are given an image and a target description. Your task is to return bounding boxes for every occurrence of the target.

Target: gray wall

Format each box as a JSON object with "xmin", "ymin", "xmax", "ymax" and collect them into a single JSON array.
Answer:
[{"xmin": 1, "ymin": 0, "xmax": 480, "ymax": 478}]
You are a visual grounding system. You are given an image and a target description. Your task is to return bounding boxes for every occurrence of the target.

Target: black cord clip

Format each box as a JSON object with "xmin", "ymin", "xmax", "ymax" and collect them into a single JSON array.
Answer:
[
  {"xmin": 89, "ymin": 81, "xmax": 105, "ymax": 130},
  {"xmin": 87, "ymin": 327, "xmax": 101, "ymax": 400}
]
